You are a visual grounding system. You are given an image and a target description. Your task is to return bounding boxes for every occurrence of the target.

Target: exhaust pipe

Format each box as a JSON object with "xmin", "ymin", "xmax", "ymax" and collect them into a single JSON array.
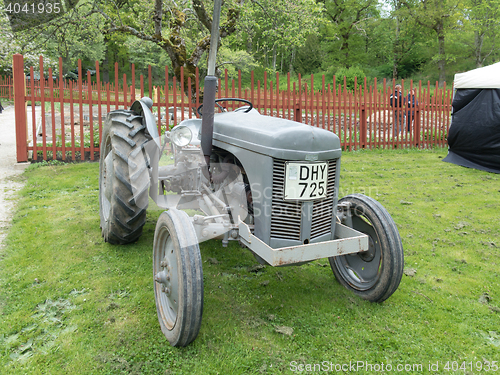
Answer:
[
  {"xmin": 200, "ymin": 0, "xmax": 222, "ymax": 170},
  {"xmin": 201, "ymin": 76, "xmax": 217, "ymax": 163}
]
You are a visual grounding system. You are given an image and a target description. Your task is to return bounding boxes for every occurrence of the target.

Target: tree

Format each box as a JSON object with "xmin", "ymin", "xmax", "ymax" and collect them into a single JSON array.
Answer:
[
  {"xmin": 391, "ymin": 0, "xmax": 402, "ymax": 79},
  {"xmin": 41, "ymin": 5, "xmax": 106, "ymax": 70},
  {"xmin": 401, "ymin": 0, "xmax": 461, "ymax": 85},
  {"xmin": 466, "ymin": 0, "xmax": 500, "ymax": 67},
  {"xmin": 240, "ymin": 0, "xmax": 323, "ymax": 72},
  {"xmin": 91, "ymin": 0, "xmax": 241, "ymax": 94},
  {"xmin": 1, "ymin": 1, "xmax": 106, "ymax": 75},
  {"xmin": 0, "ymin": 12, "xmax": 59, "ymax": 75},
  {"xmin": 320, "ymin": 0, "xmax": 379, "ymax": 68},
  {"xmin": 2, "ymin": 0, "xmax": 241, "ymax": 94},
  {"xmin": 388, "ymin": 0, "xmax": 430, "ymax": 79}
]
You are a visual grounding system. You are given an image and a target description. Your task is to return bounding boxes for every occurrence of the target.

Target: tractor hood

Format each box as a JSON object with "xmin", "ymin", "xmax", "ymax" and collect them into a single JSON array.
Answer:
[{"xmin": 211, "ymin": 111, "xmax": 341, "ymax": 161}]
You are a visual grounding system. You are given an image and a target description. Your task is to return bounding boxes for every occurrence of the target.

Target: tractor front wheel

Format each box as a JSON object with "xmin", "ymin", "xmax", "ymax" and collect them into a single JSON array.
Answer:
[
  {"xmin": 153, "ymin": 209, "xmax": 203, "ymax": 347},
  {"xmin": 99, "ymin": 110, "xmax": 150, "ymax": 244},
  {"xmin": 329, "ymin": 194, "xmax": 404, "ymax": 302}
]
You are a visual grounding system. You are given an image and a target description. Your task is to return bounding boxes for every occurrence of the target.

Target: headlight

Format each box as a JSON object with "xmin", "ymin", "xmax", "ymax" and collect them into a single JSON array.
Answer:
[{"xmin": 170, "ymin": 126, "xmax": 192, "ymax": 147}]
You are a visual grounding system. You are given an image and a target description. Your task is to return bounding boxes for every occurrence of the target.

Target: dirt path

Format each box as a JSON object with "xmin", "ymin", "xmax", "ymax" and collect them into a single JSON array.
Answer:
[{"xmin": 0, "ymin": 104, "xmax": 31, "ymax": 251}]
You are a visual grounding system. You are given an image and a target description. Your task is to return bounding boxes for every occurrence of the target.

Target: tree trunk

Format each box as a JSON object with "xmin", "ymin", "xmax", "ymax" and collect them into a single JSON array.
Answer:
[
  {"xmin": 102, "ymin": 55, "xmax": 109, "ymax": 83},
  {"xmin": 392, "ymin": 3, "xmax": 401, "ymax": 80},
  {"xmin": 474, "ymin": 30, "xmax": 484, "ymax": 68},
  {"xmin": 102, "ymin": 4, "xmax": 239, "ymax": 101},
  {"xmin": 272, "ymin": 45, "xmax": 277, "ymax": 71},
  {"xmin": 340, "ymin": 35, "xmax": 350, "ymax": 68},
  {"xmin": 436, "ymin": 23, "xmax": 446, "ymax": 86},
  {"xmin": 246, "ymin": 36, "xmax": 252, "ymax": 54}
]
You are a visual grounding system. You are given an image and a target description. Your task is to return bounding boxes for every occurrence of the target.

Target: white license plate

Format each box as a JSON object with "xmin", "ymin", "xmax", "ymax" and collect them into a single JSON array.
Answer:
[{"xmin": 284, "ymin": 162, "xmax": 328, "ymax": 201}]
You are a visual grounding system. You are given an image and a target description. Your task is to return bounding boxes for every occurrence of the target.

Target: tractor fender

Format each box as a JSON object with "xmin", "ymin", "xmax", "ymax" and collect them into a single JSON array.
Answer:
[{"xmin": 130, "ymin": 97, "xmax": 161, "ymax": 149}]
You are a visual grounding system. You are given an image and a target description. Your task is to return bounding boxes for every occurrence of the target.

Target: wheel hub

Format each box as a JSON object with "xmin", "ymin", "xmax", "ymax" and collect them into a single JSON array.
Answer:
[
  {"xmin": 331, "ymin": 212, "xmax": 382, "ymax": 291},
  {"xmin": 155, "ymin": 268, "xmax": 171, "ymax": 286},
  {"xmin": 155, "ymin": 249, "xmax": 178, "ymax": 321},
  {"xmin": 359, "ymin": 237, "xmax": 376, "ymax": 262}
]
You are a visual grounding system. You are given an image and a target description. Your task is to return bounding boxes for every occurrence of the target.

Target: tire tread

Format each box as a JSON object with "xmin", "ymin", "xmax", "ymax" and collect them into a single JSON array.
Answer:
[
  {"xmin": 99, "ymin": 110, "xmax": 151, "ymax": 244},
  {"xmin": 330, "ymin": 194, "xmax": 404, "ymax": 303},
  {"xmin": 153, "ymin": 209, "xmax": 203, "ymax": 347}
]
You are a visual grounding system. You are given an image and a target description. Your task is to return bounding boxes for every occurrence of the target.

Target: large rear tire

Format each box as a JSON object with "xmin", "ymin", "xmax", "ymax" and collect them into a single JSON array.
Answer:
[
  {"xmin": 99, "ymin": 110, "xmax": 151, "ymax": 244},
  {"xmin": 329, "ymin": 194, "xmax": 404, "ymax": 302},
  {"xmin": 153, "ymin": 209, "xmax": 203, "ymax": 347}
]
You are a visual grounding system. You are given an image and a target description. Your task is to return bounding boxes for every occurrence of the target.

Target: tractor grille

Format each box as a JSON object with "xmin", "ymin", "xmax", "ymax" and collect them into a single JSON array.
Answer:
[
  {"xmin": 310, "ymin": 161, "xmax": 336, "ymax": 239},
  {"xmin": 270, "ymin": 160, "xmax": 302, "ymax": 240},
  {"xmin": 270, "ymin": 159, "xmax": 337, "ymax": 241}
]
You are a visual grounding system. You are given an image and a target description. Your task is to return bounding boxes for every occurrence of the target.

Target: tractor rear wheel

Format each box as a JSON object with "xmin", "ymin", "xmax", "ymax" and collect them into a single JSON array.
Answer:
[
  {"xmin": 329, "ymin": 194, "xmax": 404, "ymax": 302},
  {"xmin": 99, "ymin": 110, "xmax": 151, "ymax": 244}
]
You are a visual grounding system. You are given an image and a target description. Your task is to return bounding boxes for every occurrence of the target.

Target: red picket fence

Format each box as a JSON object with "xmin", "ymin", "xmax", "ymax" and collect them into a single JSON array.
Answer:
[
  {"xmin": 0, "ymin": 75, "xmax": 13, "ymax": 100},
  {"xmin": 12, "ymin": 54, "xmax": 452, "ymax": 162}
]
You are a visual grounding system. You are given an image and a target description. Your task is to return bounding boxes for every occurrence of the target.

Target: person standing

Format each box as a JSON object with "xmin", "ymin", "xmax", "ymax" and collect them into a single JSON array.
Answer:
[
  {"xmin": 390, "ymin": 84, "xmax": 405, "ymax": 135},
  {"xmin": 406, "ymin": 89, "xmax": 418, "ymax": 132}
]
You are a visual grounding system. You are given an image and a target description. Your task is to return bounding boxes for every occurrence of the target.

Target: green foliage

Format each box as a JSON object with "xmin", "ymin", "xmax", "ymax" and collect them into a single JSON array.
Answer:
[
  {"xmin": 2, "ymin": 0, "xmax": 500, "ymax": 84},
  {"xmin": 320, "ymin": 0, "xmax": 380, "ymax": 68},
  {"xmin": 292, "ymin": 35, "xmax": 324, "ymax": 75},
  {"xmin": 422, "ymin": 128, "xmax": 447, "ymax": 142},
  {"xmin": 461, "ymin": 0, "xmax": 500, "ymax": 68},
  {"xmin": 240, "ymin": 0, "xmax": 324, "ymax": 71},
  {"xmin": 198, "ymin": 46, "xmax": 260, "ymax": 86},
  {"xmin": 1, "ymin": 0, "xmax": 105, "ymax": 75},
  {"xmin": 25, "ymin": 160, "xmax": 66, "ymax": 170},
  {"xmin": 335, "ymin": 66, "xmax": 366, "ymax": 89},
  {"xmin": 127, "ymin": 37, "xmax": 172, "ymax": 80},
  {"xmin": 0, "ymin": 13, "xmax": 58, "ymax": 75},
  {"xmin": 397, "ymin": 0, "xmax": 465, "ymax": 83}
]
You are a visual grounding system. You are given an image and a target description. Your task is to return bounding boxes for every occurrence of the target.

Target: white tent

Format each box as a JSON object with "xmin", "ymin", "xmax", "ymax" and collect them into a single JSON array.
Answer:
[{"xmin": 454, "ymin": 61, "xmax": 500, "ymax": 89}]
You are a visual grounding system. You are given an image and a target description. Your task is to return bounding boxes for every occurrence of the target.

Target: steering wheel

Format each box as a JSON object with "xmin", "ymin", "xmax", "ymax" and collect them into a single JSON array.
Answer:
[{"xmin": 197, "ymin": 98, "xmax": 253, "ymax": 117}]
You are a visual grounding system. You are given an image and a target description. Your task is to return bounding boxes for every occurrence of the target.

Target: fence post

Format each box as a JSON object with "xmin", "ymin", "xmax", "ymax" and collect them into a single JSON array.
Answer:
[
  {"xmin": 13, "ymin": 54, "xmax": 28, "ymax": 162},
  {"xmin": 415, "ymin": 108, "xmax": 421, "ymax": 147},
  {"xmin": 360, "ymin": 104, "xmax": 367, "ymax": 148},
  {"xmin": 294, "ymin": 102, "xmax": 301, "ymax": 122}
]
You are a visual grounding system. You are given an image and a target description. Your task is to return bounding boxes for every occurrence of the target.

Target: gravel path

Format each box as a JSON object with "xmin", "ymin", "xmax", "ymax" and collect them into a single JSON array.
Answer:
[{"xmin": 0, "ymin": 104, "xmax": 31, "ymax": 251}]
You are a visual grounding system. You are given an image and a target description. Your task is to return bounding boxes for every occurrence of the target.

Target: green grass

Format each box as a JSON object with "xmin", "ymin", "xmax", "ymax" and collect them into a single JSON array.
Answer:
[{"xmin": 1, "ymin": 149, "xmax": 499, "ymax": 374}]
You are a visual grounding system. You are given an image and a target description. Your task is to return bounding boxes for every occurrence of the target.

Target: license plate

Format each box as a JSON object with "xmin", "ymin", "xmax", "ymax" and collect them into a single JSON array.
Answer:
[{"xmin": 284, "ymin": 162, "xmax": 328, "ymax": 201}]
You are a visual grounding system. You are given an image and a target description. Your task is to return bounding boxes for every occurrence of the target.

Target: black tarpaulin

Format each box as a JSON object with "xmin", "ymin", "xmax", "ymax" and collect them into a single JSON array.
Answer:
[{"xmin": 443, "ymin": 88, "xmax": 500, "ymax": 173}]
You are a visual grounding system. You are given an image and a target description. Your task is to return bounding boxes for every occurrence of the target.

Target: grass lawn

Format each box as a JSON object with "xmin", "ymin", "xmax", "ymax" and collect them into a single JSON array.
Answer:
[{"xmin": 0, "ymin": 148, "xmax": 499, "ymax": 374}]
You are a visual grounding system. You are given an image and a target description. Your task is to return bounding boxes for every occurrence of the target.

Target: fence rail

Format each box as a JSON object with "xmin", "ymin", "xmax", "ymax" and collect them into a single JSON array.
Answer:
[
  {"xmin": 0, "ymin": 75, "xmax": 13, "ymax": 100},
  {"xmin": 11, "ymin": 54, "xmax": 452, "ymax": 162}
]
